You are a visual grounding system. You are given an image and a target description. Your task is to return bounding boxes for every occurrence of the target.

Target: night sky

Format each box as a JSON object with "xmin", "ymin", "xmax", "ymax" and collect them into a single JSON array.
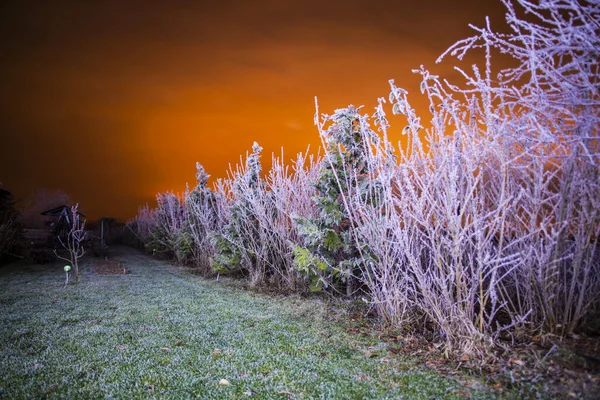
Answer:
[{"xmin": 0, "ymin": 0, "xmax": 507, "ymax": 221}]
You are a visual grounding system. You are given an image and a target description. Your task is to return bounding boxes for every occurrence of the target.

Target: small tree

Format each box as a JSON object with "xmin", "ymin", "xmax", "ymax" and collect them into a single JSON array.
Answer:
[
  {"xmin": 54, "ymin": 205, "xmax": 86, "ymax": 282},
  {"xmin": 293, "ymin": 105, "xmax": 379, "ymax": 296}
]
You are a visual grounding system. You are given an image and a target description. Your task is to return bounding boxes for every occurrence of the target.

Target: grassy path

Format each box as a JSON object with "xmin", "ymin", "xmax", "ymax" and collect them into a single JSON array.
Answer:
[{"xmin": 1, "ymin": 247, "xmax": 507, "ymax": 399}]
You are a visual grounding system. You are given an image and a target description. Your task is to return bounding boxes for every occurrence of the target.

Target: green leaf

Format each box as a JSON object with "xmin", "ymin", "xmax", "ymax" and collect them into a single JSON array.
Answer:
[{"xmin": 323, "ymin": 229, "xmax": 342, "ymax": 252}]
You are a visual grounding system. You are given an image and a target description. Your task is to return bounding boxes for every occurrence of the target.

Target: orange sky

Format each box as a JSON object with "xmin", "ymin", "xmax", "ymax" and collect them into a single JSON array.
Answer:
[{"xmin": 0, "ymin": 0, "xmax": 507, "ymax": 220}]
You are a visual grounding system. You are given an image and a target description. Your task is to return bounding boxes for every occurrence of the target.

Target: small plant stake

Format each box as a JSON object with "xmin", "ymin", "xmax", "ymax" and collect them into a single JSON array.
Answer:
[{"xmin": 64, "ymin": 265, "xmax": 71, "ymax": 286}]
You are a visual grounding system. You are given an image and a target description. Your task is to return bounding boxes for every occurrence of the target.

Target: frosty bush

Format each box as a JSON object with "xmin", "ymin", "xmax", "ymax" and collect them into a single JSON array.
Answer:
[
  {"xmin": 125, "ymin": 204, "xmax": 156, "ymax": 250},
  {"xmin": 129, "ymin": 143, "xmax": 318, "ymax": 291},
  {"xmin": 125, "ymin": 164, "xmax": 222, "ymax": 268},
  {"xmin": 210, "ymin": 142, "xmax": 265, "ymax": 281},
  {"xmin": 264, "ymin": 149, "xmax": 319, "ymax": 290},
  {"xmin": 323, "ymin": 0, "xmax": 599, "ymax": 353},
  {"xmin": 128, "ymin": 0, "xmax": 599, "ymax": 354},
  {"xmin": 212, "ymin": 143, "xmax": 318, "ymax": 290},
  {"xmin": 150, "ymin": 192, "xmax": 191, "ymax": 262},
  {"xmin": 435, "ymin": 0, "xmax": 600, "ymax": 338},
  {"xmin": 293, "ymin": 106, "xmax": 381, "ymax": 296},
  {"xmin": 185, "ymin": 162, "xmax": 221, "ymax": 271}
]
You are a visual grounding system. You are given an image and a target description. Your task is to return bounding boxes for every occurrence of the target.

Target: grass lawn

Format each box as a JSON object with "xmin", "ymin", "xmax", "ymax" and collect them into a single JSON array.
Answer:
[{"xmin": 0, "ymin": 247, "xmax": 527, "ymax": 399}]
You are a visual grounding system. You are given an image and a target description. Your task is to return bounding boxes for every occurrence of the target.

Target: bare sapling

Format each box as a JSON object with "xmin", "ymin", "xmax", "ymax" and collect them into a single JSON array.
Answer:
[{"xmin": 54, "ymin": 204, "xmax": 86, "ymax": 282}]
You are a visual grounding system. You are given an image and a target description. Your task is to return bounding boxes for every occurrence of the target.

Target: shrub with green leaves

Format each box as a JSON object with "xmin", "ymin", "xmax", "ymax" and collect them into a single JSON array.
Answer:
[
  {"xmin": 145, "ymin": 192, "xmax": 190, "ymax": 263},
  {"xmin": 210, "ymin": 142, "xmax": 264, "ymax": 280},
  {"xmin": 211, "ymin": 143, "xmax": 318, "ymax": 291},
  {"xmin": 126, "ymin": 0, "xmax": 600, "ymax": 355},
  {"xmin": 293, "ymin": 106, "xmax": 379, "ymax": 296}
]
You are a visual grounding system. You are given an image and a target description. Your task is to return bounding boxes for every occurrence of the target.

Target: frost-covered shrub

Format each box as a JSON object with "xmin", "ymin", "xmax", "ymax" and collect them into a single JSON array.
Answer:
[
  {"xmin": 211, "ymin": 143, "xmax": 317, "ymax": 290},
  {"xmin": 145, "ymin": 192, "xmax": 190, "ymax": 262},
  {"xmin": 294, "ymin": 106, "xmax": 381, "ymax": 296},
  {"xmin": 126, "ymin": 164, "xmax": 222, "ymax": 268},
  {"xmin": 125, "ymin": 204, "xmax": 156, "ymax": 250},
  {"xmin": 185, "ymin": 162, "xmax": 221, "ymax": 271},
  {"xmin": 324, "ymin": 0, "xmax": 600, "ymax": 353},
  {"xmin": 263, "ymin": 150, "xmax": 319, "ymax": 291},
  {"xmin": 127, "ymin": 0, "xmax": 599, "ymax": 354},
  {"xmin": 211, "ymin": 142, "xmax": 264, "ymax": 280},
  {"xmin": 436, "ymin": 0, "xmax": 600, "ymax": 337}
]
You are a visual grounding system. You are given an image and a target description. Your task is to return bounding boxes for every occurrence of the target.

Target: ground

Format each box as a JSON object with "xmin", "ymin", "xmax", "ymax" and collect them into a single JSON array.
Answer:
[
  {"xmin": 92, "ymin": 259, "xmax": 127, "ymax": 275},
  {"xmin": 0, "ymin": 246, "xmax": 595, "ymax": 399}
]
